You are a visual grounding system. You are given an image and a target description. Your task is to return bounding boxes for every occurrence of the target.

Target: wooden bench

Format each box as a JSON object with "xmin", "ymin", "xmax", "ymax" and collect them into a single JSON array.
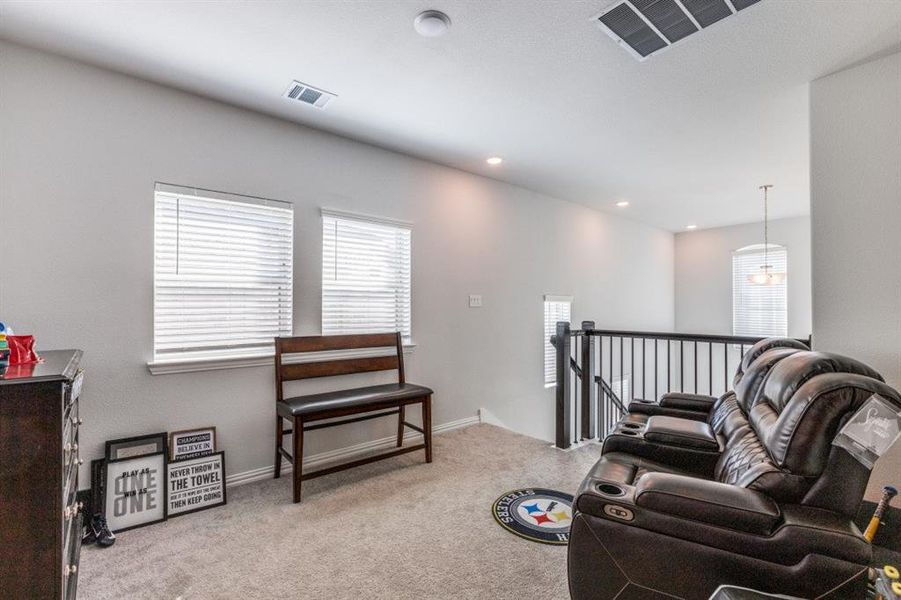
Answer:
[{"xmin": 273, "ymin": 332, "xmax": 433, "ymax": 503}]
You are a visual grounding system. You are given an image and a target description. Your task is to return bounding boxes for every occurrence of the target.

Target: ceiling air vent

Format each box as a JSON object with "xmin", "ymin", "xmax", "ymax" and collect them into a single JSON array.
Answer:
[
  {"xmin": 283, "ymin": 81, "xmax": 336, "ymax": 110},
  {"xmin": 594, "ymin": 0, "xmax": 762, "ymax": 61}
]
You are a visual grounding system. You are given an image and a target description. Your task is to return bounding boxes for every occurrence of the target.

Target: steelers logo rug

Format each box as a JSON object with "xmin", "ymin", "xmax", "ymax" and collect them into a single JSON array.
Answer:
[{"xmin": 492, "ymin": 488, "xmax": 574, "ymax": 545}]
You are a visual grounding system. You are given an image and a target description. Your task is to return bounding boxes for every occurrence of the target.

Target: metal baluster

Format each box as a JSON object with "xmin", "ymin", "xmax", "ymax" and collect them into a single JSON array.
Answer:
[
  {"xmin": 598, "ymin": 333, "xmax": 603, "ymax": 438},
  {"xmin": 620, "ymin": 336, "xmax": 624, "ymax": 407},
  {"xmin": 693, "ymin": 341, "xmax": 698, "ymax": 393},
  {"xmin": 723, "ymin": 343, "xmax": 728, "ymax": 393},
  {"xmin": 654, "ymin": 339, "xmax": 658, "ymax": 400},
  {"xmin": 680, "ymin": 340, "xmax": 684, "ymax": 393},
  {"xmin": 630, "ymin": 338, "xmax": 634, "ymax": 404},
  {"xmin": 708, "ymin": 343, "xmax": 713, "ymax": 395},
  {"xmin": 642, "ymin": 338, "xmax": 646, "ymax": 400},
  {"xmin": 667, "ymin": 340, "xmax": 671, "ymax": 394}
]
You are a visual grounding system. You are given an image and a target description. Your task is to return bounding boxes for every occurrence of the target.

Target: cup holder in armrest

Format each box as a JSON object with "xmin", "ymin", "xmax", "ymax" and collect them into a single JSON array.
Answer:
[
  {"xmin": 596, "ymin": 483, "xmax": 625, "ymax": 497},
  {"xmin": 618, "ymin": 430, "xmax": 639, "ymax": 436},
  {"xmin": 622, "ymin": 423, "xmax": 642, "ymax": 429}
]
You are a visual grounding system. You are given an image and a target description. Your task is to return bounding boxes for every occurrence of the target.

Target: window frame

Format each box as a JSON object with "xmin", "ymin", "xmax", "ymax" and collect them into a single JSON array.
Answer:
[
  {"xmin": 320, "ymin": 208, "xmax": 414, "ymax": 346},
  {"xmin": 148, "ymin": 183, "xmax": 294, "ymax": 374}
]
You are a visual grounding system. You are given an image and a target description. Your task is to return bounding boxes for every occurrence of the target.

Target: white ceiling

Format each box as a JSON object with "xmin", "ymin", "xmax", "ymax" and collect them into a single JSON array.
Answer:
[{"xmin": 1, "ymin": 1, "xmax": 900, "ymax": 231}]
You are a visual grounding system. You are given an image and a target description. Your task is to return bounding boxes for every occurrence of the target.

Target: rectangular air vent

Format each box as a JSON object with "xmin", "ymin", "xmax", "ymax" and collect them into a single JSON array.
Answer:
[
  {"xmin": 594, "ymin": 0, "xmax": 762, "ymax": 61},
  {"xmin": 283, "ymin": 81, "xmax": 336, "ymax": 110}
]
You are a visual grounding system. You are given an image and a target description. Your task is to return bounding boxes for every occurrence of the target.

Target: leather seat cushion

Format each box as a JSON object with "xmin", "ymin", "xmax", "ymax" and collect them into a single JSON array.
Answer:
[
  {"xmin": 278, "ymin": 383, "xmax": 433, "ymax": 417},
  {"xmin": 587, "ymin": 451, "xmax": 703, "ymax": 487},
  {"xmin": 645, "ymin": 416, "xmax": 719, "ymax": 450}
]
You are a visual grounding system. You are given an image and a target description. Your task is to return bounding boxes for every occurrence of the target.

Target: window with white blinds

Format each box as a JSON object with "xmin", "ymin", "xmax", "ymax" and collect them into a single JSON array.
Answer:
[
  {"xmin": 732, "ymin": 244, "xmax": 788, "ymax": 337},
  {"xmin": 153, "ymin": 184, "xmax": 293, "ymax": 362},
  {"xmin": 321, "ymin": 211, "xmax": 412, "ymax": 342},
  {"xmin": 544, "ymin": 296, "xmax": 572, "ymax": 386}
]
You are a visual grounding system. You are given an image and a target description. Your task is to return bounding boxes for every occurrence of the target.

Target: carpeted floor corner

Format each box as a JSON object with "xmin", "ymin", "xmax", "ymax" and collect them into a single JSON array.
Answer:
[{"xmin": 78, "ymin": 424, "xmax": 601, "ymax": 600}]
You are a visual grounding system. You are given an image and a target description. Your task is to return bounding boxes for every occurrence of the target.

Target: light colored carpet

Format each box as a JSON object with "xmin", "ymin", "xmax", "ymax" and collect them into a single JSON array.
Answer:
[{"xmin": 79, "ymin": 424, "xmax": 601, "ymax": 600}]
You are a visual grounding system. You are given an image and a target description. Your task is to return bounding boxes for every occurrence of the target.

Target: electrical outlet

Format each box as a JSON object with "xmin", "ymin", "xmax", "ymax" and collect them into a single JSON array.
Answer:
[{"xmin": 468, "ymin": 294, "xmax": 483, "ymax": 308}]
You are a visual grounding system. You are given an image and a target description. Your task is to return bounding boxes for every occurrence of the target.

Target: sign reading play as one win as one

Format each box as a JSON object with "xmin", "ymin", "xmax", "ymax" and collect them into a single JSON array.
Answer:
[
  {"xmin": 167, "ymin": 452, "xmax": 227, "ymax": 516},
  {"xmin": 104, "ymin": 452, "xmax": 167, "ymax": 532}
]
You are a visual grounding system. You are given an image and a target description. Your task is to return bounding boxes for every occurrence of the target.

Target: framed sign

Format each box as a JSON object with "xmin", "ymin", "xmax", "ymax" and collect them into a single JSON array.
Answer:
[
  {"xmin": 169, "ymin": 427, "xmax": 216, "ymax": 461},
  {"xmin": 167, "ymin": 452, "xmax": 227, "ymax": 517},
  {"xmin": 106, "ymin": 432, "xmax": 167, "ymax": 461},
  {"xmin": 104, "ymin": 452, "xmax": 167, "ymax": 532}
]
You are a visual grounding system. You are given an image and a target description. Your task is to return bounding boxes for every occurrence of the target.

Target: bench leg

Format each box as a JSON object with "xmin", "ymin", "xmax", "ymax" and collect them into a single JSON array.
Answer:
[
  {"xmin": 293, "ymin": 416, "xmax": 304, "ymax": 503},
  {"xmin": 274, "ymin": 415, "xmax": 283, "ymax": 479},
  {"xmin": 396, "ymin": 405, "xmax": 405, "ymax": 447},
  {"xmin": 423, "ymin": 395, "xmax": 433, "ymax": 464}
]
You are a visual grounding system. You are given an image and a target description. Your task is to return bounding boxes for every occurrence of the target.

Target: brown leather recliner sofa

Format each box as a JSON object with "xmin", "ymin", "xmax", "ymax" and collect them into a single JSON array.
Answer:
[{"xmin": 568, "ymin": 346, "xmax": 901, "ymax": 600}]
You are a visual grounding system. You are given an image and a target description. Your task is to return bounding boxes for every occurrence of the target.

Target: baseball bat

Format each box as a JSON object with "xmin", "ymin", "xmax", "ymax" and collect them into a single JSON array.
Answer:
[{"xmin": 864, "ymin": 485, "xmax": 898, "ymax": 543}]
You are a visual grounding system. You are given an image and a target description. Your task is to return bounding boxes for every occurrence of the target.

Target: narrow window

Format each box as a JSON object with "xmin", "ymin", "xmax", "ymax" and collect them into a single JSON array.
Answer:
[
  {"xmin": 322, "ymin": 211, "xmax": 412, "ymax": 342},
  {"xmin": 732, "ymin": 244, "xmax": 788, "ymax": 336},
  {"xmin": 544, "ymin": 296, "xmax": 573, "ymax": 386}
]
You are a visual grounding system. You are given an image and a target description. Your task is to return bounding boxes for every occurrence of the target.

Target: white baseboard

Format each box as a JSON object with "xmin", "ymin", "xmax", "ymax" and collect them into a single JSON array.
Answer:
[
  {"xmin": 226, "ymin": 414, "xmax": 481, "ymax": 488},
  {"xmin": 478, "ymin": 407, "xmax": 506, "ymax": 429}
]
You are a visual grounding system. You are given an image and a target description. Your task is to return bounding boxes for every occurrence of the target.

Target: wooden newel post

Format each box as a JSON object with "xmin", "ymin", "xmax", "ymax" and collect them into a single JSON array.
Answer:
[
  {"xmin": 555, "ymin": 321, "xmax": 572, "ymax": 449},
  {"xmin": 581, "ymin": 321, "xmax": 597, "ymax": 440}
]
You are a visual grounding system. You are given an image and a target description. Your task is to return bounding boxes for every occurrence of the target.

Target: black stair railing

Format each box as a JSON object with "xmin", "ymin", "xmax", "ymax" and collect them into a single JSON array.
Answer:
[{"xmin": 551, "ymin": 322, "xmax": 810, "ymax": 449}]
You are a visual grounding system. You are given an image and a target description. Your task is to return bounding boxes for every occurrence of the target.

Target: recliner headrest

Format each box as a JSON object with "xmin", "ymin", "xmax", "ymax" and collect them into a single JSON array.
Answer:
[
  {"xmin": 733, "ymin": 347, "xmax": 805, "ymax": 413},
  {"xmin": 761, "ymin": 351, "xmax": 883, "ymax": 414},
  {"xmin": 733, "ymin": 338, "xmax": 809, "ymax": 387}
]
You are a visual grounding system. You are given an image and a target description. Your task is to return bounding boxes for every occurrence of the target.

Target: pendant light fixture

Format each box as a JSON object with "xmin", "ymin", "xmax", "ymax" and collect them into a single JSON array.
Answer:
[{"xmin": 747, "ymin": 184, "xmax": 786, "ymax": 285}]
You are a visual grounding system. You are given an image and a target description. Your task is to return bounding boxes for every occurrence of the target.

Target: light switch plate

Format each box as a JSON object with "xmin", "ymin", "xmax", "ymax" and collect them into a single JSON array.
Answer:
[{"xmin": 468, "ymin": 294, "xmax": 483, "ymax": 308}]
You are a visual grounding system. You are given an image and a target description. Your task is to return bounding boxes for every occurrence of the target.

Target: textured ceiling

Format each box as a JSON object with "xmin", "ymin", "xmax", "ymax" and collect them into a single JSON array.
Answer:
[{"xmin": 1, "ymin": 0, "xmax": 900, "ymax": 230}]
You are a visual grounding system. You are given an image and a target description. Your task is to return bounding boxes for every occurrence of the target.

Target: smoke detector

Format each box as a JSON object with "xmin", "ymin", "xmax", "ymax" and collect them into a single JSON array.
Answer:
[
  {"xmin": 283, "ymin": 81, "xmax": 336, "ymax": 110},
  {"xmin": 414, "ymin": 10, "xmax": 451, "ymax": 37}
]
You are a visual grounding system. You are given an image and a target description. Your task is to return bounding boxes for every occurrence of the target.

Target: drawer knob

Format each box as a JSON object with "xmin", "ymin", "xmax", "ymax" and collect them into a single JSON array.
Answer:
[
  {"xmin": 70, "ymin": 416, "xmax": 84, "ymax": 426},
  {"xmin": 65, "ymin": 565, "xmax": 77, "ymax": 576},
  {"xmin": 76, "ymin": 458, "xmax": 84, "ymax": 466}
]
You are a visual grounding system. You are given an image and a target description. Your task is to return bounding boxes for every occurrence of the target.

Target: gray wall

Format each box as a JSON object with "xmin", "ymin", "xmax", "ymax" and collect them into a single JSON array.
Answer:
[
  {"xmin": 0, "ymin": 42, "xmax": 675, "ymax": 485},
  {"xmin": 674, "ymin": 216, "xmax": 812, "ymax": 339},
  {"xmin": 810, "ymin": 51, "xmax": 901, "ymax": 501}
]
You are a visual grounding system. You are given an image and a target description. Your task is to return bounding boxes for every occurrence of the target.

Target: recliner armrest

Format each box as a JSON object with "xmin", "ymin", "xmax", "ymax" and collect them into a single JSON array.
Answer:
[
  {"xmin": 659, "ymin": 392, "xmax": 718, "ymax": 412},
  {"xmin": 634, "ymin": 473, "xmax": 781, "ymax": 535}
]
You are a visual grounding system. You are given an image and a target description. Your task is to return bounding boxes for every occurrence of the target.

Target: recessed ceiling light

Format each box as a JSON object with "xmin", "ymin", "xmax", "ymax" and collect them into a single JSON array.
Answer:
[
  {"xmin": 686, "ymin": 224, "xmax": 698, "ymax": 230},
  {"xmin": 615, "ymin": 201, "xmax": 629, "ymax": 207},
  {"xmin": 486, "ymin": 157, "xmax": 503, "ymax": 166},
  {"xmin": 414, "ymin": 10, "xmax": 451, "ymax": 37}
]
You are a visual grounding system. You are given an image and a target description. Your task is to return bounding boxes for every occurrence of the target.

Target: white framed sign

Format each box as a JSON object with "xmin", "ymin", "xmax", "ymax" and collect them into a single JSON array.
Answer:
[
  {"xmin": 104, "ymin": 452, "xmax": 167, "ymax": 532},
  {"xmin": 169, "ymin": 427, "xmax": 216, "ymax": 461},
  {"xmin": 167, "ymin": 452, "xmax": 227, "ymax": 517}
]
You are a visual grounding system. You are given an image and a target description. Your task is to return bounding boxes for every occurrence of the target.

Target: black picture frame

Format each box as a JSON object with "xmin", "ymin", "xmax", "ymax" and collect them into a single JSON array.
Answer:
[
  {"xmin": 166, "ymin": 451, "xmax": 227, "ymax": 518},
  {"xmin": 105, "ymin": 432, "xmax": 168, "ymax": 461},
  {"xmin": 169, "ymin": 426, "xmax": 217, "ymax": 461},
  {"xmin": 103, "ymin": 452, "xmax": 168, "ymax": 533}
]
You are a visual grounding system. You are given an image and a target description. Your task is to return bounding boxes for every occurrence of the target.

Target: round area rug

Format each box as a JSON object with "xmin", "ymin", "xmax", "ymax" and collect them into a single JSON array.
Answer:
[{"xmin": 492, "ymin": 488, "xmax": 574, "ymax": 545}]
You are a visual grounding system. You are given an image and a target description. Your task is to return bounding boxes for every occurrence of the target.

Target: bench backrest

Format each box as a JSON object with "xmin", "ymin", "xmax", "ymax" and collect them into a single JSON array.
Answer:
[{"xmin": 274, "ymin": 333, "xmax": 405, "ymax": 402}]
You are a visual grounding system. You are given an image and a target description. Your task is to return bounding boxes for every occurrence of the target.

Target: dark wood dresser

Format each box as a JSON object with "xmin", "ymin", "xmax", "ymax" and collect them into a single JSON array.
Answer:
[{"xmin": 0, "ymin": 350, "xmax": 84, "ymax": 599}]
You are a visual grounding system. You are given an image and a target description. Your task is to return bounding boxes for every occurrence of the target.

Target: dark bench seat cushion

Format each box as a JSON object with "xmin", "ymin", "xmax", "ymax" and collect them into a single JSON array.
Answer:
[{"xmin": 278, "ymin": 383, "xmax": 433, "ymax": 418}]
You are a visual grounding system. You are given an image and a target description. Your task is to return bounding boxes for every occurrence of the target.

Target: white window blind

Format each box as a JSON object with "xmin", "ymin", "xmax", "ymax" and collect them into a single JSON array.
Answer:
[
  {"xmin": 322, "ymin": 211, "xmax": 412, "ymax": 342},
  {"xmin": 544, "ymin": 296, "xmax": 572, "ymax": 386},
  {"xmin": 153, "ymin": 184, "xmax": 293, "ymax": 362},
  {"xmin": 732, "ymin": 244, "xmax": 787, "ymax": 337}
]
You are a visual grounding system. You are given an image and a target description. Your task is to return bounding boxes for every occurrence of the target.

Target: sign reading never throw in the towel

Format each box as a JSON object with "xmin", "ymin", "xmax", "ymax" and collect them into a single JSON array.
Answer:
[
  {"xmin": 492, "ymin": 489, "xmax": 574, "ymax": 545},
  {"xmin": 167, "ymin": 452, "xmax": 227, "ymax": 517}
]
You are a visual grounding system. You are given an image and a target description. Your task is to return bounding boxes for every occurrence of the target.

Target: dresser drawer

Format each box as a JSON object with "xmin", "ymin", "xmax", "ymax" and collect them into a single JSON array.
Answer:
[
  {"xmin": 62, "ymin": 513, "xmax": 83, "ymax": 600},
  {"xmin": 63, "ymin": 370, "xmax": 84, "ymax": 414}
]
